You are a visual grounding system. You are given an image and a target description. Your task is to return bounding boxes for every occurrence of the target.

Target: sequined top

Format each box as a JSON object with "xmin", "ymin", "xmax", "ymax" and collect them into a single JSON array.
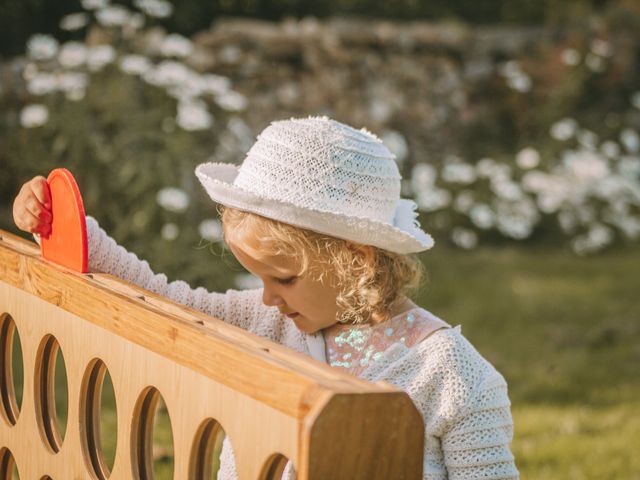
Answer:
[{"xmin": 324, "ymin": 309, "xmax": 451, "ymax": 376}]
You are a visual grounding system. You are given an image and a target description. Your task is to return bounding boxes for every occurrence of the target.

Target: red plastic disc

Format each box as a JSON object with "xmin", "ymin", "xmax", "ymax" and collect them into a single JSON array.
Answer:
[{"xmin": 40, "ymin": 168, "xmax": 88, "ymax": 273}]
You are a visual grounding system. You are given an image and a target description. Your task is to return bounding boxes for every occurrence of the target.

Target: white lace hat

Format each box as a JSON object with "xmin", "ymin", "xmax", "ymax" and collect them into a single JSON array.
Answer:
[{"xmin": 195, "ymin": 116, "xmax": 434, "ymax": 253}]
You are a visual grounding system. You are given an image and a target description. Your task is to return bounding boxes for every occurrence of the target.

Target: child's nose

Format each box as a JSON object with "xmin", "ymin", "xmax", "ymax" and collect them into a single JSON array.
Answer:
[{"xmin": 262, "ymin": 287, "xmax": 284, "ymax": 308}]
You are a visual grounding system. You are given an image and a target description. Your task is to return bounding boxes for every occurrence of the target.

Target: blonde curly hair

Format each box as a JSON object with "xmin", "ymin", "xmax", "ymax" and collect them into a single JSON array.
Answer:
[{"xmin": 220, "ymin": 206, "xmax": 426, "ymax": 325}]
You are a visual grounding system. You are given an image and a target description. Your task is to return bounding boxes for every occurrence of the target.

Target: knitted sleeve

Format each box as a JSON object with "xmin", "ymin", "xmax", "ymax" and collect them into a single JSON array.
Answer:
[
  {"xmin": 441, "ymin": 373, "xmax": 518, "ymax": 479},
  {"xmin": 84, "ymin": 215, "xmax": 277, "ymax": 333},
  {"xmin": 382, "ymin": 327, "xmax": 519, "ymax": 480}
]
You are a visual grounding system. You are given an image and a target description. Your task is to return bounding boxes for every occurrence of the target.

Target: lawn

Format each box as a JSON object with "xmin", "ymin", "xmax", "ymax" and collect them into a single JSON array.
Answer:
[{"xmin": 5, "ymin": 242, "xmax": 640, "ymax": 479}]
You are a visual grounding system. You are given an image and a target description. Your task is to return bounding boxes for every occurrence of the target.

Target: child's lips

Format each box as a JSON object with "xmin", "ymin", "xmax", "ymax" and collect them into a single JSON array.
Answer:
[{"xmin": 285, "ymin": 312, "xmax": 299, "ymax": 319}]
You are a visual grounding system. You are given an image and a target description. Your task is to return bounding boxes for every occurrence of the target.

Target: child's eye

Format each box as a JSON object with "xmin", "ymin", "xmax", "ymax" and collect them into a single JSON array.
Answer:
[{"xmin": 277, "ymin": 276, "xmax": 296, "ymax": 285}]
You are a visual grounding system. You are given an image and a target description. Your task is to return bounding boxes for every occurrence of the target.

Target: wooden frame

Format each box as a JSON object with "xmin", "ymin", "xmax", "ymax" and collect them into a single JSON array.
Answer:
[{"xmin": 0, "ymin": 230, "xmax": 423, "ymax": 479}]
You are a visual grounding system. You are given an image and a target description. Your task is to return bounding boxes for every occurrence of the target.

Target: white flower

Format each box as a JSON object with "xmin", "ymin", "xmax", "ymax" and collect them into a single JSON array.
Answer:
[
  {"xmin": 82, "ymin": 0, "xmax": 109, "ymax": 9},
  {"xmin": 475, "ymin": 158, "xmax": 497, "ymax": 178},
  {"xmin": 134, "ymin": 0, "xmax": 173, "ymax": 18},
  {"xmin": 382, "ymin": 130, "xmax": 409, "ymax": 163},
  {"xmin": 198, "ymin": 219, "xmax": 223, "ymax": 242},
  {"xmin": 202, "ymin": 74, "xmax": 232, "ymax": 96},
  {"xmin": 469, "ymin": 204, "xmax": 495, "ymax": 230},
  {"xmin": 126, "ymin": 12, "xmax": 145, "ymax": 30},
  {"xmin": 58, "ymin": 42, "xmax": 87, "ymax": 68},
  {"xmin": 415, "ymin": 188, "xmax": 451, "ymax": 212},
  {"xmin": 160, "ymin": 34, "xmax": 193, "ymax": 58},
  {"xmin": 590, "ymin": 39, "xmax": 613, "ymax": 57},
  {"xmin": 570, "ymin": 223, "xmax": 613, "ymax": 255},
  {"xmin": 561, "ymin": 48, "xmax": 581, "ymax": 66},
  {"xmin": 176, "ymin": 99, "xmax": 213, "ymax": 131},
  {"xmin": 58, "ymin": 72, "xmax": 89, "ymax": 100},
  {"xmin": 563, "ymin": 149, "xmax": 610, "ymax": 182},
  {"xmin": 87, "ymin": 45, "xmax": 116, "ymax": 71},
  {"xmin": 60, "ymin": 13, "xmax": 89, "ymax": 31},
  {"xmin": 498, "ymin": 60, "xmax": 532, "ymax": 92},
  {"xmin": 600, "ymin": 141, "xmax": 620, "ymax": 159},
  {"xmin": 227, "ymin": 116, "xmax": 254, "ymax": 149},
  {"xmin": 27, "ymin": 34, "xmax": 59, "ymax": 61},
  {"xmin": 144, "ymin": 60, "xmax": 191, "ymax": 87},
  {"xmin": 617, "ymin": 155, "xmax": 640, "ymax": 177},
  {"xmin": 96, "ymin": 5, "xmax": 132, "ymax": 27},
  {"xmin": 620, "ymin": 128, "xmax": 640, "ymax": 153},
  {"xmin": 215, "ymin": 90, "xmax": 248, "ymax": 111},
  {"xmin": 494, "ymin": 198, "xmax": 539, "ymax": 239},
  {"xmin": 516, "ymin": 147, "xmax": 540, "ymax": 169},
  {"xmin": 498, "ymin": 60, "xmax": 521, "ymax": 78},
  {"xmin": 506, "ymin": 74, "xmax": 532, "ymax": 93},
  {"xmin": 585, "ymin": 53, "xmax": 605, "ymax": 73},
  {"xmin": 120, "ymin": 54, "xmax": 152, "ymax": 75},
  {"xmin": 605, "ymin": 213, "xmax": 640, "ymax": 240},
  {"xmin": 161, "ymin": 223, "xmax": 179, "ymax": 241},
  {"xmin": 592, "ymin": 175, "xmax": 629, "ymax": 200},
  {"xmin": 20, "ymin": 104, "xmax": 49, "ymax": 128},
  {"xmin": 27, "ymin": 73, "xmax": 58, "ymax": 95},
  {"xmin": 550, "ymin": 118, "xmax": 578, "ymax": 141},
  {"xmin": 577, "ymin": 129, "xmax": 598, "ymax": 150},
  {"xmin": 441, "ymin": 161, "xmax": 477, "ymax": 184},
  {"xmin": 451, "ymin": 227, "xmax": 478, "ymax": 250},
  {"xmin": 491, "ymin": 178, "xmax": 523, "ymax": 201},
  {"xmin": 453, "ymin": 190, "xmax": 475, "ymax": 213},
  {"xmin": 166, "ymin": 72, "xmax": 209, "ymax": 101},
  {"xmin": 411, "ymin": 163, "xmax": 437, "ymax": 192},
  {"xmin": 632, "ymin": 91, "xmax": 640, "ymax": 110},
  {"xmin": 22, "ymin": 63, "xmax": 38, "ymax": 81},
  {"xmin": 156, "ymin": 187, "xmax": 190, "ymax": 212},
  {"xmin": 521, "ymin": 170, "xmax": 548, "ymax": 192}
]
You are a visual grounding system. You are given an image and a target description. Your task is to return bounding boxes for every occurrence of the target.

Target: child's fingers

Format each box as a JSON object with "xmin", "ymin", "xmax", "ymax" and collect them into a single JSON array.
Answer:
[
  {"xmin": 30, "ymin": 176, "xmax": 51, "ymax": 209},
  {"xmin": 23, "ymin": 193, "xmax": 52, "ymax": 223},
  {"xmin": 16, "ymin": 205, "xmax": 48, "ymax": 234}
]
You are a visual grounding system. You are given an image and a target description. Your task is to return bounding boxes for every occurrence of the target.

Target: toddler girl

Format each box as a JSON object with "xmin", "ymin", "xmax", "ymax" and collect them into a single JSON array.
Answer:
[{"xmin": 13, "ymin": 116, "xmax": 519, "ymax": 479}]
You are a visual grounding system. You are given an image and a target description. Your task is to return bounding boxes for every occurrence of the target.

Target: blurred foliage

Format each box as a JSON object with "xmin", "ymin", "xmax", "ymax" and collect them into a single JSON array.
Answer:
[
  {"xmin": 0, "ymin": 62, "xmax": 241, "ymax": 292},
  {"xmin": 0, "ymin": 0, "xmax": 639, "ymax": 287},
  {"xmin": 0, "ymin": 0, "xmax": 617, "ymax": 58}
]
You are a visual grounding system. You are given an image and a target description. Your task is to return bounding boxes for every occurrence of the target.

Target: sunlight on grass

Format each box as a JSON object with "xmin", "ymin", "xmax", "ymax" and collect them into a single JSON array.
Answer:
[{"xmin": 513, "ymin": 403, "xmax": 640, "ymax": 479}]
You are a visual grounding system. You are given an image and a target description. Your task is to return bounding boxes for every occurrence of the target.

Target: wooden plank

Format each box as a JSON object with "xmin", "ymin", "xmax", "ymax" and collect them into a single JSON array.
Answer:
[
  {"xmin": 0, "ymin": 229, "xmax": 424, "ymax": 479},
  {"xmin": 0, "ymin": 230, "xmax": 388, "ymax": 419}
]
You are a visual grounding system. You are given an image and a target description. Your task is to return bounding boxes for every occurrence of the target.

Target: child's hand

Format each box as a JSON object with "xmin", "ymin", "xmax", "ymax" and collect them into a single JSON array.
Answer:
[{"xmin": 12, "ymin": 176, "xmax": 53, "ymax": 237}]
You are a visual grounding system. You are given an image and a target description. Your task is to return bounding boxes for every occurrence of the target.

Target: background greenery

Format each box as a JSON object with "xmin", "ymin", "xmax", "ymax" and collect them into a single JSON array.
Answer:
[
  {"xmin": 0, "ymin": 0, "xmax": 617, "ymax": 59},
  {"xmin": 1, "ymin": 0, "xmax": 639, "ymax": 478}
]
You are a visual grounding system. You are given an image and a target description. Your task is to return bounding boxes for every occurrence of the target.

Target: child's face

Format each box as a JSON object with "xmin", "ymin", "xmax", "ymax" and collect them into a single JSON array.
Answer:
[{"xmin": 227, "ymin": 236, "xmax": 341, "ymax": 334}]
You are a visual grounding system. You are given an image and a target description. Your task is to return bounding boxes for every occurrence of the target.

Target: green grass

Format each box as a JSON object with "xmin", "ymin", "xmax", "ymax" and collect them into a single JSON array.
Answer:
[{"xmin": 6, "ymin": 243, "xmax": 640, "ymax": 479}]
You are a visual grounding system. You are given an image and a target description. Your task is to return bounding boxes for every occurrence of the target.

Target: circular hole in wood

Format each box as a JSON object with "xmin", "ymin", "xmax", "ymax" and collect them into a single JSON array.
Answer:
[
  {"xmin": 260, "ymin": 453, "xmax": 294, "ymax": 480},
  {"xmin": 131, "ymin": 387, "xmax": 174, "ymax": 479},
  {"xmin": 0, "ymin": 314, "xmax": 23, "ymax": 426},
  {"xmin": 188, "ymin": 418, "xmax": 228, "ymax": 479},
  {"xmin": 34, "ymin": 335, "xmax": 69, "ymax": 452},
  {"xmin": 0, "ymin": 447, "xmax": 20, "ymax": 480},
  {"xmin": 80, "ymin": 359, "xmax": 118, "ymax": 479}
]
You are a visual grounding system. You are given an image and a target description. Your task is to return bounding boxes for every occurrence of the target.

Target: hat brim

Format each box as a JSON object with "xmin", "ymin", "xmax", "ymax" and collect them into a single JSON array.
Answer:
[{"xmin": 195, "ymin": 162, "xmax": 434, "ymax": 254}]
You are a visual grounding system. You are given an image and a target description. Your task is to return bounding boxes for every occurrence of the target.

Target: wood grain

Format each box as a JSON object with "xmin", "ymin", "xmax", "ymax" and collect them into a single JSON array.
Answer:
[{"xmin": 0, "ymin": 229, "xmax": 423, "ymax": 479}]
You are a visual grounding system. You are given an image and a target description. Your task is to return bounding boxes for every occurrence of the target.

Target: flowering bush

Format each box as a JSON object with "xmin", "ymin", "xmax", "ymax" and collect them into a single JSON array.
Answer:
[{"xmin": 1, "ymin": 1, "xmax": 639, "ymax": 291}]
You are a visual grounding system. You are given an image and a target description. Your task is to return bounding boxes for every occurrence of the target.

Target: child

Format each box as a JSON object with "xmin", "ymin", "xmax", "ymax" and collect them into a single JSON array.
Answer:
[{"xmin": 13, "ymin": 116, "xmax": 519, "ymax": 479}]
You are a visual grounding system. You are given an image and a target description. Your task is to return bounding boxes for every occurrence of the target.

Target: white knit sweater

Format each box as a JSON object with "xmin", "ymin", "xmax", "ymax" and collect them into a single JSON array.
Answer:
[{"xmin": 81, "ymin": 216, "xmax": 519, "ymax": 479}]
